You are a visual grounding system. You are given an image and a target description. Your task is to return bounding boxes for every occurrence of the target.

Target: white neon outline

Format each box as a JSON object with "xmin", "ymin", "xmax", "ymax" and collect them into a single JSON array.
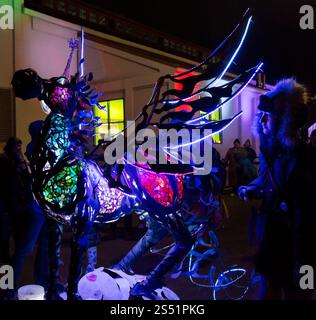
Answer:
[
  {"xmin": 161, "ymin": 16, "xmax": 252, "ymax": 106},
  {"xmin": 216, "ymin": 16, "xmax": 252, "ymax": 84},
  {"xmin": 187, "ymin": 243, "xmax": 247, "ymax": 295},
  {"xmin": 187, "ymin": 62, "xmax": 263, "ymax": 125},
  {"xmin": 80, "ymin": 29, "xmax": 85, "ymax": 78},
  {"xmin": 212, "ymin": 268, "xmax": 247, "ymax": 300},
  {"xmin": 99, "ymin": 15, "xmax": 254, "ymax": 143},
  {"xmin": 214, "ymin": 268, "xmax": 246, "ymax": 289},
  {"xmin": 164, "ymin": 111, "xmax": 243, "ymax": 152}
]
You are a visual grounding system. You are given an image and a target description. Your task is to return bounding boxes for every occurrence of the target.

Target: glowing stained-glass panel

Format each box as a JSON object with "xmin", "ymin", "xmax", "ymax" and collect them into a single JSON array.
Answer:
[
  {"xmin": 43, "ymin": 161, "xmax": 84, "ymax": 209},
  {"xmin": 176, "ymin": 175, "xmax": 184, "ymax": 202},
  {"xmin": 137, "ymin": 167, "xmax": 179, "ymax": 207},
  {"xmin": 94, "ymin": 99, "xmax": 125, "ymax": 145},
  {"xmin": 49, "ymin": 86, "xmax": 72, "ymax": 110},
  {"xmin": 95, "ymin": 179, "xmax": 125, "ymax": 214},
  {"xmin": 45, "ymin": 114, "xmax": 71, "ymax": 164}
]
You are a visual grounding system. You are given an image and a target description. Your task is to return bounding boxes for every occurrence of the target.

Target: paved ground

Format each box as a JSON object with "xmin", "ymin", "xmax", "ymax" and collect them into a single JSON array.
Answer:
[{"xmin": 4, "ymin": 194, "xmax": 263, "ymax": 300}]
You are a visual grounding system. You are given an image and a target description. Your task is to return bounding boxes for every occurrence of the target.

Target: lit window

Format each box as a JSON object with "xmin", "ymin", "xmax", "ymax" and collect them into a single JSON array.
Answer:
[
  {"xmin": 200, "ymin": 109, "xmax": 222, "ymax": 144},
  {"xmin": 94, "ymin": 99, "xmax": 125, "ymax": 145}
]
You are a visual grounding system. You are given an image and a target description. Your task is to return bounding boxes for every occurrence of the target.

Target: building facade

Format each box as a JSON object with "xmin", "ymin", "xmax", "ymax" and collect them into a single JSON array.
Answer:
[{"xmin": 0, "ymin": 0, "xmax": 269, "ymax": 156}]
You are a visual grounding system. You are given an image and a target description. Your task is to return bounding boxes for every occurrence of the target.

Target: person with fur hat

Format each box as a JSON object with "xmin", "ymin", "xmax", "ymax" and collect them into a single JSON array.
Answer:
[{"xmin": 238, "ymin": 78, "xmax": 316, "ymax": 299}]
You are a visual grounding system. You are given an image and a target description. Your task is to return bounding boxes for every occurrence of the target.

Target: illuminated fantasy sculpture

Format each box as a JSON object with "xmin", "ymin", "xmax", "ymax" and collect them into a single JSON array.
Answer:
[{"xmin": 11, "ymin": 10, "xmax": 262, "ymax": 300}]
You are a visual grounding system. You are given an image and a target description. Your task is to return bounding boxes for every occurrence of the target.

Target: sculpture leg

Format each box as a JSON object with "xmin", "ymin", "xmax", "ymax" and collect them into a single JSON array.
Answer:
[
  {"xmin": 67, "ymin": 231, "xmax": 90, "ymax": 300},
  {"xmin": 85, "ymin": 224, "xmax": 101, "ymax": 274},
  {"xmin": 130, "ymin": 212, "xmax": 195, "ymax": 298},
  {"xmin": 46, "ymin": 219, "xmax": 63, "ymax": 300},
  {"xmin": 113, "ymin": 215, "xmax": 168, "ymax": 273},
  {"xmin": 86, "ymin": 246, "xmax": 97, "ymax": 274},
  {"xmin": 67, "ymin": 200, "xmax": 98, "ymax": 300}
]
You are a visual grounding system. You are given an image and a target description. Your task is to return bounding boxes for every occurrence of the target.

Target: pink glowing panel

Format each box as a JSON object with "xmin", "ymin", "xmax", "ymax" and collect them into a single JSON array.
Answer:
[
  {"xmin": 95, "ymin": 180, "xmax": 125, "ymax": 214},
  {"xmin": 50, "ymin": 86, "xmax": 73, "ymax": 110},
  {"xmin": 176, "ymin": 175, "xmax": 184, "ymax": 202},
  {"xmin": 137, "ymin": 167, "xmax": 183, "ymax": 207}
]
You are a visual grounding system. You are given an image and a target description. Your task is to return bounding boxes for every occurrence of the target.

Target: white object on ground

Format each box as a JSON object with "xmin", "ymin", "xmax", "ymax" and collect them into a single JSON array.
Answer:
[
  {"xmin": 77, "ymin": 267, "xmax": 180, "ymax": 300},
  {"xmin": 18, "ymin": 285, "xmax": 45, "ymax": 300},
  {"xmin": 78, "ymin": 267, "xmax": 129, "ymax": 300}
]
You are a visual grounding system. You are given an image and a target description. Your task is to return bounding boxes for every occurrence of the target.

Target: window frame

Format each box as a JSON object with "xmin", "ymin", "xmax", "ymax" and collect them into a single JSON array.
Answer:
[{"xmin": 94, "ymin": 98, "xmax": 125, "ymax": 145}]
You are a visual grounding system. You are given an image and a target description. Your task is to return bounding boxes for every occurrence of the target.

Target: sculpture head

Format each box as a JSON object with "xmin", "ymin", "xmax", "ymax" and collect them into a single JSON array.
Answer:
[
  {"xmin": 11, "ymin": 33, "xmax": 103, "ymax": 120},
  {"xmin": 11, "ymin": 68, "xmax": 43, "ymax": 100}
]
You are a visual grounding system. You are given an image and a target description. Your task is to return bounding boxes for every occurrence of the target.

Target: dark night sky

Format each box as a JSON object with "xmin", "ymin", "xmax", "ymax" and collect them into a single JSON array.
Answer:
[{"xmin": 85, "ymin": 0, "xmax": 316, "ymax": 93}]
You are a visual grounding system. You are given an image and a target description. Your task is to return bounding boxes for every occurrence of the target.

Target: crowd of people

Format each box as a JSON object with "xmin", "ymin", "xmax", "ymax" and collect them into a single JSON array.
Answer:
[{"xmin": 223, "ymin": 138, "xmax": 258, "ymax": 193}]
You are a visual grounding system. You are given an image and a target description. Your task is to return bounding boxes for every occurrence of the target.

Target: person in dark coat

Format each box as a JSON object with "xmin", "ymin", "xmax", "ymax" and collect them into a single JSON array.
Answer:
[
  {"xmin": 3, "ymin": 123, "xmax": 50, "ymax": 299},
  {"xmin": 238, "ymin": 78, "xmax": 316, "ymax": 299},
  {"xmin": 243, "ymin": 139, "xmax": 257, "ymax": 163},
  {"xmin": 240, "ymin": 139, "xmax": 258, "ymax": 185},
  {"xmin": 0, "ymin": 145, "xmax": 13, "ymax": 263},
  {"xmin": 224, "ymin": 139, "xmax": 248, "ymax": 192}
]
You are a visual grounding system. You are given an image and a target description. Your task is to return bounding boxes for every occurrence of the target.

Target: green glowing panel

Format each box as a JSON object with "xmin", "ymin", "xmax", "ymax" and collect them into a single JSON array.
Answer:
[
  {"xmin": 94, "ymin": 99, "xmax": 125, "ymax": 144},
  {"xmin": 43, "ymin": 161, "xmax": 84, "ymax": 209},
  {"xmin": 45, "ymin": 114, "xmax": 71, "ymax": 163}
]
